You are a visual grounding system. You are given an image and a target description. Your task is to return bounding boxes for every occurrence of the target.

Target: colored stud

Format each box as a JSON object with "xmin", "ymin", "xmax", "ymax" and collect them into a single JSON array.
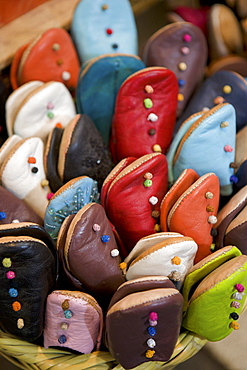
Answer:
[
  {"xmin": 6, "ymin": 271, "xmax": 15, "ymax": 279},
  {"xmin": 146, "ymin": 349, "xmax": 155, "ymax": 358},
  {"xmin": 145, "ymin": 85, "xmax": 154, "ymax": 94},
  {"xmin": 171, "ymin": 256, "xmax": 181, "ymax": 265},
  {"xmin": 211, "ymin": 228, "xmax": 217, "ymax": 237},
  {"xmin": 2, "ymin": 258, "xmax": 11, "ymax": 268},
  {"xmin": 149, "ymin": 312, "xmax": 158, "ymax": 321},
  {"xmin": 147, "ymin": 326, "xmax": 156, "ymax": 336},
  {"xmin": 147, "ymin": 113, "xmax": 158, "ymax": 122},
  {"xmin": 210, "ymin": 243, "xmax": 216, "ymax": 252},
  {"xmin": 149, "ymin": 196, "xmax": 158, "ymax": 205},
  {"xmin": 178, "ymin": 62, "xmax": 187, "ymax": 71},
  {"xmin": 144, "ymin": 172, "xmax": 153, "ymax": 180},
  {"xmin": 147, "ymin": 338, "xmax": 156, "ymax": 348},
  {"xmin": 178, "ymin": 79, "xmax": 185, "ymax": 87},
  {"xmin": 102, "ymin": 4, "xmax": 108, "ymax": 10},
  {"xmin": 17, "ymin": 318, "xmax": 24, "ymax": 329},
  {"xmin": 28, "ymin": 157, "xmax": 36, "ymax": 164},
  {"xmin": 47, "ymin": 192, "xmax": 54, "ymax": 200},
  {"xmin": 214, "ymin": 96, "xmax": 225, "ymax": 104},
  {"xmin": 56, "ymin": 123, "xmax": 63, "ymax": 128},
  {"xmin": 47, "ymin": 102, "xmax": 54, "ymax": 110},
  {"xmin": 62, "ymin": 299, "xmax": 70, "ymax": 310},
  {"xmin": 112, "ymin": 43, "xmax": 118, "ymax": 49},
  {"xmin": 230, "ymin": 162, "xmax": 237, "ymax": 169},
  {"xmin": 154, "ymin": 224, "xmax": 160, "ymax": 232},
  {"xmin": 231, "ymin": 301, "xmax": 241, "ymax": 309},
  {"xmin": 144, "ymin": 98, "xmax": 153, "ymax": 109},
  {"xmin": 58, "ymin": 334, "xmax": 67, "ymax": 344},
  {"xmin": 64, "ymin": 309, "xmax": 73, "ymax": 319},
  {"xmin": 149, "ymin": 319, "xmax": 158, "ymax": 326},
  {"xmin": 101, "ymin": 235, "xmax": 110, "ymax": 243},
  {"xmin": 224, "ymin": 145, "xmax": 233, "ymax": 152},
  {"xmin": 0, "ymin": 212, "xmax": 6, "ymax": 220},
  {"xmin": 180, "ymin": 46, "xmax": 190, "ymax": 55},
  {"xmin": 230, "ymin": 175, "xmax": 239, "ymax": 184},
  {"xmin": 12, "ymin": 301, "xmax": 21, "ymax": 312},
  {"xmin": 183, "ymin": 33, "xmax": 192, "ymax": 42},
  {"xmin": 152, "ymin": 144, "xmax": 162, "ymax": 153},
  {"xmin": 230, "ymin": 321, "xmax": 240, "ymax": 330},
  {"xmin": 232, "ymin": 292, "xmax": 243, "ymax": 300},
  {"xmin": 52, "ymin": 43, "xmax": 60, "ymax": 51},
  {"xmin": 223, "ymin": 85, "xmax": 232, "ymax": 94},
  {"xmin": 202, "ymin": 107, "xmax": 209, "ymax": 112},
  {"xmin": 111, "ymin": 249, "xmax": 119, "ymax": 257},
  {"xmin": 56, "ymin": 59, "xmax": 63, "ymax": 65},
  {"xmin": 62, "ymin": 71, "xmax": 71, "ymax": 81},
  {"xmin": 119, "ymin": 262, "xmax": 127, "ymax": 270},
  {"xmin": 144, "ymin": 179, "xmax": 152, "ymax": 187},
  {"xmin": 106, "ymin": 28, "xmax": 113, "ymax": 35},
  {"xmin": 220, "ymin": 121, "xmax": 229, "ymax": 128},
  {"xmin": 148, "ymin": 128, "xmax": 156, "ymax": 136},
  {"xmin": 230, "ymin": 312, "xmax": 239, "ymax": 320},
  {"xmin": 12, "ymin": 220, "xmax": 19, "ymax": 223},
  {"xmin": 9, "ymin": 288, "xmax": 18, "ymax": 298},
  {"xmin": 31, "ymin": 167, "xmax": 38, "ymax": 173},
  {"xmin": 205, "ymin": 191, "xmax": 214, "ymax": 199},
  {"xmin": 93, "ymin": 223, "xmax": 101, "ymax": 232},
  {"xmin": 152, "ymin": 210, "xmax": 160, "ymax": 218},
  {"xmin": 235, "ymin": 284, "xmax": 245, "ymax": 292},
  {"xmin": 169, "ymin": 271, "xmax": 181, "ymax": 281},
  {"xmin": 47, "ymin": 111, "xmax": 54, "ymax": 119},
  {"xmin": 60, "ymin": 322, "xmax": 69, "ymax": 330},
  {"xmin": 177, "ymin": 93, "xmax": 184, "ymax": 101},
  {"xmin": 41, "ymin": 179, "xmax": 49, "ymax": 187},
  {"xmin": 206, "ymin": 205, "xmax": 214, "ymax": 212},
  {"xmin": 208, "ymin": 215, "xmax": 217, "ymax": 224}
]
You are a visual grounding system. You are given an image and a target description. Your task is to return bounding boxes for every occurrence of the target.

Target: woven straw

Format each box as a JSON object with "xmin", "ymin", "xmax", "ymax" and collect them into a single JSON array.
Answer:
[{"xmin": 0, "ymin": 329, "xmax": 207, "ymax": 370}]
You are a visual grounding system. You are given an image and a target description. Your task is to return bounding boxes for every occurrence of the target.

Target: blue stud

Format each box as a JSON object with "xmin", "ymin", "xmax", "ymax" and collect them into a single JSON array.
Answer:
[
  {"xmin": 178, "ymin": 79, "xmax": 185, "ymax": 87},
  {"xmin": 101, "ymin": 235, "xmax": 110, "ymax": 243},
  {"xmin": 9, "ymin": 288, "xmax": 18, "ymax": 297},
  {"xmin": 64, "ymin": 309, "xmax": 73, "ymax": 319},
  {"xmin": 58, "ymin": 334, "xmax": 67, "ymax": 344},
  {"xmin": 230, "ymin": 175, "xmax": 239, "ymax": 184},
  {"xmin": 147, "ymin": 326, "xmax": 156, "ymax": 336},
  {"xmin": 0, "ymin": 212, "xmax": 6, "ymax": 220}
]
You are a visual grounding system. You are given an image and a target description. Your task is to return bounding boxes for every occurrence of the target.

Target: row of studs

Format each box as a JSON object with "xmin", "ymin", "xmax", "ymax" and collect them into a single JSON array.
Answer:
[
  {"xmin": 92, "ymin": 223, "xmax": 120, "ymax": 257},
  {"xmin": 146, "ymin": 311, "xmax": 158, "ymax": 358},
  {"xmin": 58, "ymin": 299, "xmax": 73, "ymax": 344},
  {"xmin": 101, "ymin": 4, "xmax": 118, "ymax": 50},
  {"xmin": 177, "ymin": 32, "xmax": 192, "ymax": 103},
  {"xmin": 2, "ymin": 257, "xmax": 24, "ymax": 329},
  {"xmin": 27, "ymin": 156, "xmax": 53, "ymax": 200},
  {"xmin": 229, "ymin": 284, "xmax": 245, "ymax": 330},
  {"xmin": 143, "ymin": 84, "xmax": 162, "ymax": 154},
  {"xmin": 142, "ymin": 171, "xmax": 161, "ymax": 232},
  {"xmin": 51, "ymin": 42, "xmax": 71, "ymax": 82}
]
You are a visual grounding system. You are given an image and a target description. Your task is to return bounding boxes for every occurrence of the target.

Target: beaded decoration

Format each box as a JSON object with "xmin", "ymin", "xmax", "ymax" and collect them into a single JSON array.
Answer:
[{"xmin": 145, "ymin": 311, "xmax": 158, "ymax": 358}]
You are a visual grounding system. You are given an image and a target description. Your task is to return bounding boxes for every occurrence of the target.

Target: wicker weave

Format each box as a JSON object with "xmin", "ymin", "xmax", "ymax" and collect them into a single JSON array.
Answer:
[{"xmin": 0, "ymin": 329, "xmax": 207, "ymax": 370}]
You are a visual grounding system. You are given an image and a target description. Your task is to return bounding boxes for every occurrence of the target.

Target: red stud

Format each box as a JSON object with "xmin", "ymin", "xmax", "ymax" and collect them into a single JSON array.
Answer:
[{"xmin": 106, "ymin": 28, "xmax": 113, "ymax": 35}]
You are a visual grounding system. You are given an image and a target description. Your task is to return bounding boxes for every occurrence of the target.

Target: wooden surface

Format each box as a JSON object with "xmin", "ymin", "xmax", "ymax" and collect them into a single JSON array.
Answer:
[{"xmin": 0, "ymin": 0, "xmax": 164, "ymax": 71}]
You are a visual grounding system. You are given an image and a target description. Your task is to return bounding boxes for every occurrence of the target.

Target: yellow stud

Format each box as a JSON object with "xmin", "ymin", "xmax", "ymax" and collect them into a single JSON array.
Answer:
[
  {"xmin": 178, "ymin": 62, "xmax": 187, "ymax": 71},
  {"xmin": 152, "ymin": 144, "xmax": 162, "ymax": 153},
  {"xmin": 223, "ymin": 85, "xmax": 232, "ymax": 94}
]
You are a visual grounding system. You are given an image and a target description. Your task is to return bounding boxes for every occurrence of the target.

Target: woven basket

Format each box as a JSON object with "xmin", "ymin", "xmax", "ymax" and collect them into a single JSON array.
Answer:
[{"xmin": 0, "ymin": 329, "xmax": 207, "ymax": 370}]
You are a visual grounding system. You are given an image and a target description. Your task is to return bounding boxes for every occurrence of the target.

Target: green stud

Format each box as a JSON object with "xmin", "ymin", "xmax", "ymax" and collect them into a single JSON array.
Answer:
[
  {"xmin": 144, "ymin": 179, "xmax": 153, "ymax": 187},
  {"xmin": 47, "ymin": 111, "xmax": 54, "ymax": 119},
  {"xmin": 144, "ymin": 98, "xmax": 153, "ymax": 109}
]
